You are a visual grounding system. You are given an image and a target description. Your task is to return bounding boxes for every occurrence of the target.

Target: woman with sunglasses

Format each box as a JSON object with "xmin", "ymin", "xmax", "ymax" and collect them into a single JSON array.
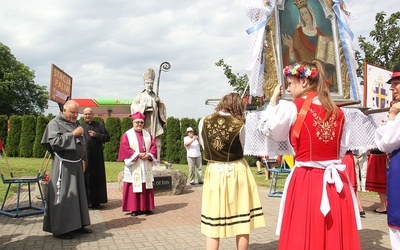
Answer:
[{"xmin": 118, "ymin": 111, "xmax": 157, "ymax": 216}]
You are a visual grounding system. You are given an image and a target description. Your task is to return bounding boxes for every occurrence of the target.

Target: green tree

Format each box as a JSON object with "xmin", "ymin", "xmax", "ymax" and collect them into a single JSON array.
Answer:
[
  {"xmin": 356, "ymin": 11, "xmax": 400, "ymax": 78},
  {"xmin": 0, "ymin": 115, "xmax": 7, "ymax": 145},
  {"xmin": 121, "ymin": 117, "xmax": 133, "ymax": 135},
  {"xmin": 5, "ymin": 115, "xmax": 22, "ymax": 157},
  {"xmin": 93, "ymin": 116, "xmax": 104, "ymax": 124},
  {"xmin": 33, "ymin": 116, "xmax": 49, "ymax": 158},
  {"xmin": 19, "ymin": 115, "xmax": 36, "ymax": 157},
  {"xmin": 160, "ymin": 124, "xmax": 167, "ymax": 161},
  {"xmin": 104, "ymin": 117, "xmax": 121, "ymax": 161},
  {"xmin": 215, "ymin": 59, "xmax": 248, "ymax": 94},
  {"xmin": 0, "ymin": 43, "xmax": 48, "ymax": 116},
  {"xmin": 165, "ymin": 117, "xmax": 181, "ymax": 163}
]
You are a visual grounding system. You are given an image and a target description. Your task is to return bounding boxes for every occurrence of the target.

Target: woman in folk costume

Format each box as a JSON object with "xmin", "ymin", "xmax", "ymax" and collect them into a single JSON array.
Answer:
[
  {"xmin": 258, "ymin": 60, "xmax": 361, "ymax": 250},
  {"xmin": 365, "ymin": 149, "xmax": 387, "ymax": 214},
  {"xmin": 199, "ymin": 93, "xmax": 265, "ymax": 250},
  {"xmin": 118, "ymin": 112, "xmax": 157, "ymax": 216},
  {"xmin": 342, "ymin": 150, "xmax": 366, "ymax": 217}
]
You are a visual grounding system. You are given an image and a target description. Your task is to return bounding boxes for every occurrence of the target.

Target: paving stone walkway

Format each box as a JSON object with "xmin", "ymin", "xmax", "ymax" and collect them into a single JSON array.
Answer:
[{"xmin": 0, "ymin": 182, "xmax": 391, "ymax": 249}]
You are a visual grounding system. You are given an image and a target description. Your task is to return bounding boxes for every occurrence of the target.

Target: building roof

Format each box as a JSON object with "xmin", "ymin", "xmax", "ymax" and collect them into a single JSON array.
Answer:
[{"xmin": 73, "ymin": 98, "xmax": 131, "ymax": 117}]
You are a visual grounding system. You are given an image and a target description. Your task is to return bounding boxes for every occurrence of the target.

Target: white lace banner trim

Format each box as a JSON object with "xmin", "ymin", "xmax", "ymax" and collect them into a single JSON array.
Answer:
[{"xmin": 244, "ymin": 108, "xmax": 388, "ymax": 156}]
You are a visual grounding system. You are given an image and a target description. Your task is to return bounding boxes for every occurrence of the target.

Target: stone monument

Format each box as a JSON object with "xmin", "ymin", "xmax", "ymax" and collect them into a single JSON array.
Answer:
[
  {"xmin": 118, "ymin": 68, "xmax": 187, "ymax": 196},
  {"xmin": 130, "ymin": 68, "xmax": 166, "ymax": 160}
]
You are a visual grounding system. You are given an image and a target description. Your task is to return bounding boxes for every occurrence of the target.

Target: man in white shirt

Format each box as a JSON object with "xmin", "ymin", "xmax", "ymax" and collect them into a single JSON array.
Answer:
[{"xmin": 184, "ymin": 127, "xmax": 203, "ymax": 185}]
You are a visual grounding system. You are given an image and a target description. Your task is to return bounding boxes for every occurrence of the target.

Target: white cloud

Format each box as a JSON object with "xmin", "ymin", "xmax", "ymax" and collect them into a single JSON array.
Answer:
[{"xmin": 0, "ymin": 0, "xmax": 397, "ymax": 118}]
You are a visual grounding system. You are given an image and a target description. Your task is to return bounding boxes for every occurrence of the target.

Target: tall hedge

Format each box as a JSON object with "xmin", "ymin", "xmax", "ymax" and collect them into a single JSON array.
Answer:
[
  {"xmin": 165, "ymin": 117, "xmax": 181, "ymax": 163},
  {"xmin": 121, "ymin": 117, "xmax": 132, "ymax": 135},
  {"xmin": 104, "ymin": 117, "xmax": 121, "ymax": 161},
  {"xmin": 19, "ymin": 115, "xmax": 37, "ymax": 157},
  {"xmin": 197, "ymin": 117, "xmax": 207, "ymax": 165},
  {"xmin": 160, "ymin": 124, "xmax": 167, "ymax": 161},
  {"xmin": 5, "ymin": 115, "xmax": 22, "ymax": 157},
  {"xmin": 0, "ymin": 115, "xmax": 8, "ymax": 145},
  {"xmin": 93, "ymin": 116, "xmax": 104, "ymax": 124},
  {"xmin": 33, "ymin": 116, "xmax": 49, "ymax": 158},
  {"xmin": 0, "ymin": 114, "xmax": 209, "ymax": 161}
]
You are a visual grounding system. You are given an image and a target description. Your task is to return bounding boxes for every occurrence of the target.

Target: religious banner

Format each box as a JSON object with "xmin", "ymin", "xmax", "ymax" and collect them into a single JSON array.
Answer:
[
  {"xmin": 246, "ymin": 0, "xmax": 359, "ymax": 101},
  {"xmin": 363, "ymin": 62, "xmax": 393, "ymax": 109}
]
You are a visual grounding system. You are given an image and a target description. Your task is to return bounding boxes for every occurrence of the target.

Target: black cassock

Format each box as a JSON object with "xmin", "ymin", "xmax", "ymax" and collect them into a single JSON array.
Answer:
[{"xmin": 82, "ymin": 120, "xmax": 110, "ymax": 207}]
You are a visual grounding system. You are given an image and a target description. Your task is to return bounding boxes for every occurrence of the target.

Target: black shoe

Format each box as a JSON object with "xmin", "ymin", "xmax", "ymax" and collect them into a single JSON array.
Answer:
[
  {"xmin": 54, "ymin": 232, "xmax": 73, "ymax": 239},
  {"xmin": 90, "ymin": 204, "xmax": 102, "ymax": 210},
  {"xmin": 198, "ymin": 182, "xmax": 203, "ymax": 185},
  {"xmin": 131, "ymin": 211, "xmax": 141, "ymax": 216},
  {"xmin": 144, "ymin": 210, "xmax": 153, "ymax": 215},
  {"xmin": 360, "ymin": 211, "xmax": 366, "ymax": 217},
  {"xmin": 256, "ymin": 171, "xmax": 263, "ymax": 175},
  {"xmin": 190, "ymin": 183, "xmax": 195, "ymax": 185},
  {"xmin": 374, "ymin": 208, "xmax": 387, "ymax": 214},
  {"xmin": 73, "ymin": 227, "xmax": 92, "ymax": 234}
]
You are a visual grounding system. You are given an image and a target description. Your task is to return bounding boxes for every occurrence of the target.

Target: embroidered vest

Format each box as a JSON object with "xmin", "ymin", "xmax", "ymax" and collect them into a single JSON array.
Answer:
[
  {"xmin": 290, "ymin": 99, "xmax": 345, "ymax": 161},
  {"xmin": 201, "ymin": 113, "xmax": 243, "ymax": 162}
]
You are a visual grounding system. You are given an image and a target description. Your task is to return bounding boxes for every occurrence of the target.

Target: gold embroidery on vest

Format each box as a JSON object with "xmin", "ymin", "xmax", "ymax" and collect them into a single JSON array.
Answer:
[
  {"xmin": 205, "ymin": 117, "xmax": 241, "ymax": 151},
  {"xmin": 310, "ymin": 109, "xmax": 337, "ymax": 143}
]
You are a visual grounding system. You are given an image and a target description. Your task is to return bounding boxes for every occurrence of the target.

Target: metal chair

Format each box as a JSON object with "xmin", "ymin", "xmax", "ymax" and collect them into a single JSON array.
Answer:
[
  {"xmin": 265, "ymin": 155, "xmax": 292, "ymax": 197},
  {"xmin": 0, "ymin": 145, "xmax": 51, "ymax": 218}
]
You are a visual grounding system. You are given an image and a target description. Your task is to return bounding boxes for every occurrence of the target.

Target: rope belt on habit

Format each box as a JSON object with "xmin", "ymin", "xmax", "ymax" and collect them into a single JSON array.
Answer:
[{"xmin": 54, "ymin": 153, "xmax": 82, "ymax": 204}]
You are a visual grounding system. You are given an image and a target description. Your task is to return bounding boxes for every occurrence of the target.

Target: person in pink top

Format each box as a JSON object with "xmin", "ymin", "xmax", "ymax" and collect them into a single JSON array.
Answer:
[{"xmin": 118, "ymin": 112, "xmax": 157, "ymax": 216}]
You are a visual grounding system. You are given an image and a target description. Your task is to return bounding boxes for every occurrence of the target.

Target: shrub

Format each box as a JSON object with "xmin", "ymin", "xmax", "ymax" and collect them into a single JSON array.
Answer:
[
  {"xmin": 160, "ymin": 123, "xmax": 167, "ymax": 160},
  {"xmin": 0, "ymin": 115, "xmax": 8, "ymax": 145},
  {"xmin": 93, "ymin": 116, "xmax": 104, "ymax": 124},
  {"xmin": 33, "ymin": 116, "xmax": 49, "ymax": 158},
  {"xmin": 104, "ymin": 117, "xmax": 121, "ymax": 161},
  {"xmin": 5, "ymin": 115, "xmax": 22, "ymax": 156},
  {"xmin": 121, "ymin": 117, "xmax": 132, "ymax": 135},
  {"xmin": 19, "ymin": 115, "xmax": 37, "ymax": 157},
  {"xmin": 165, "ymin": 117, "xmax": 181, "ymax": 163}
]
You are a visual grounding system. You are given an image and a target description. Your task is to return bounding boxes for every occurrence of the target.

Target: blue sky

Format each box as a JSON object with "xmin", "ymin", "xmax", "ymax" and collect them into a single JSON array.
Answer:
[{"xmin": 0, "ymin": 0, "xmax": 398, "ymax": 118}]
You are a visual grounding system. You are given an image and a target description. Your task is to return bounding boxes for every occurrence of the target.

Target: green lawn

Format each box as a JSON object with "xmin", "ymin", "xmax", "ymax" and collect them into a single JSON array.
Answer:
[{"xmin": 0, "ymin": 157, "xmax": 283, "ymax": 204}]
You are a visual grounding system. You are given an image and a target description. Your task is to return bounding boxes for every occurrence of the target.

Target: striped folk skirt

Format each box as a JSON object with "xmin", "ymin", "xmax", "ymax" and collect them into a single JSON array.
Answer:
[{"xmin": 201, "ymin": 158, "xmax": 265, "ymax": 238}]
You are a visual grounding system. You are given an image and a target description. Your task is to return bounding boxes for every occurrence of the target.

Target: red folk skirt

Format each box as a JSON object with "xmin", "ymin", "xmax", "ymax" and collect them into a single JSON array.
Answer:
[
  {"xmin": 278, "ymin": 167, "xmax": 360, "ymax": 250},
  {"xmin": 365, "ymin": 151, "xmax": 387, "ymax": 193},
  {"xmin": 342, "ymin": 151, "xmax": 357, "ymax": 192}
]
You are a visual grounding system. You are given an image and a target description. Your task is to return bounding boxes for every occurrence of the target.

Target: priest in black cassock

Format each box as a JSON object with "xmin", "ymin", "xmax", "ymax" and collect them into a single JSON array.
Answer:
[{"xmin": 81, "ymin": 107, "xmax": 110, "ymax": 209}]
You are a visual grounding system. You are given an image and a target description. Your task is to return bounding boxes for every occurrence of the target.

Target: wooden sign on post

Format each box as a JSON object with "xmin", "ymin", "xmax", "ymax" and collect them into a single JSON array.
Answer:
[{"xmin": 49, "ymin": 64, "xmax": 73, "ymax": 111}]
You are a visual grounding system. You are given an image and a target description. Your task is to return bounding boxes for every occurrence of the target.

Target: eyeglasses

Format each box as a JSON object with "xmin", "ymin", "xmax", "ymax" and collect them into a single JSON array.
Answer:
[{"xmin": 134, "ymin": 121, "xmax": 144, "ymax": 124}]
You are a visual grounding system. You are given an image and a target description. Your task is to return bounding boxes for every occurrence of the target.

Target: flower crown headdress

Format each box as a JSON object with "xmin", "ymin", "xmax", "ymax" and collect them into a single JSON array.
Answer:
[{"xmin": 283, "ymin": 64, "xmax": 318, "ymax": 80}]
